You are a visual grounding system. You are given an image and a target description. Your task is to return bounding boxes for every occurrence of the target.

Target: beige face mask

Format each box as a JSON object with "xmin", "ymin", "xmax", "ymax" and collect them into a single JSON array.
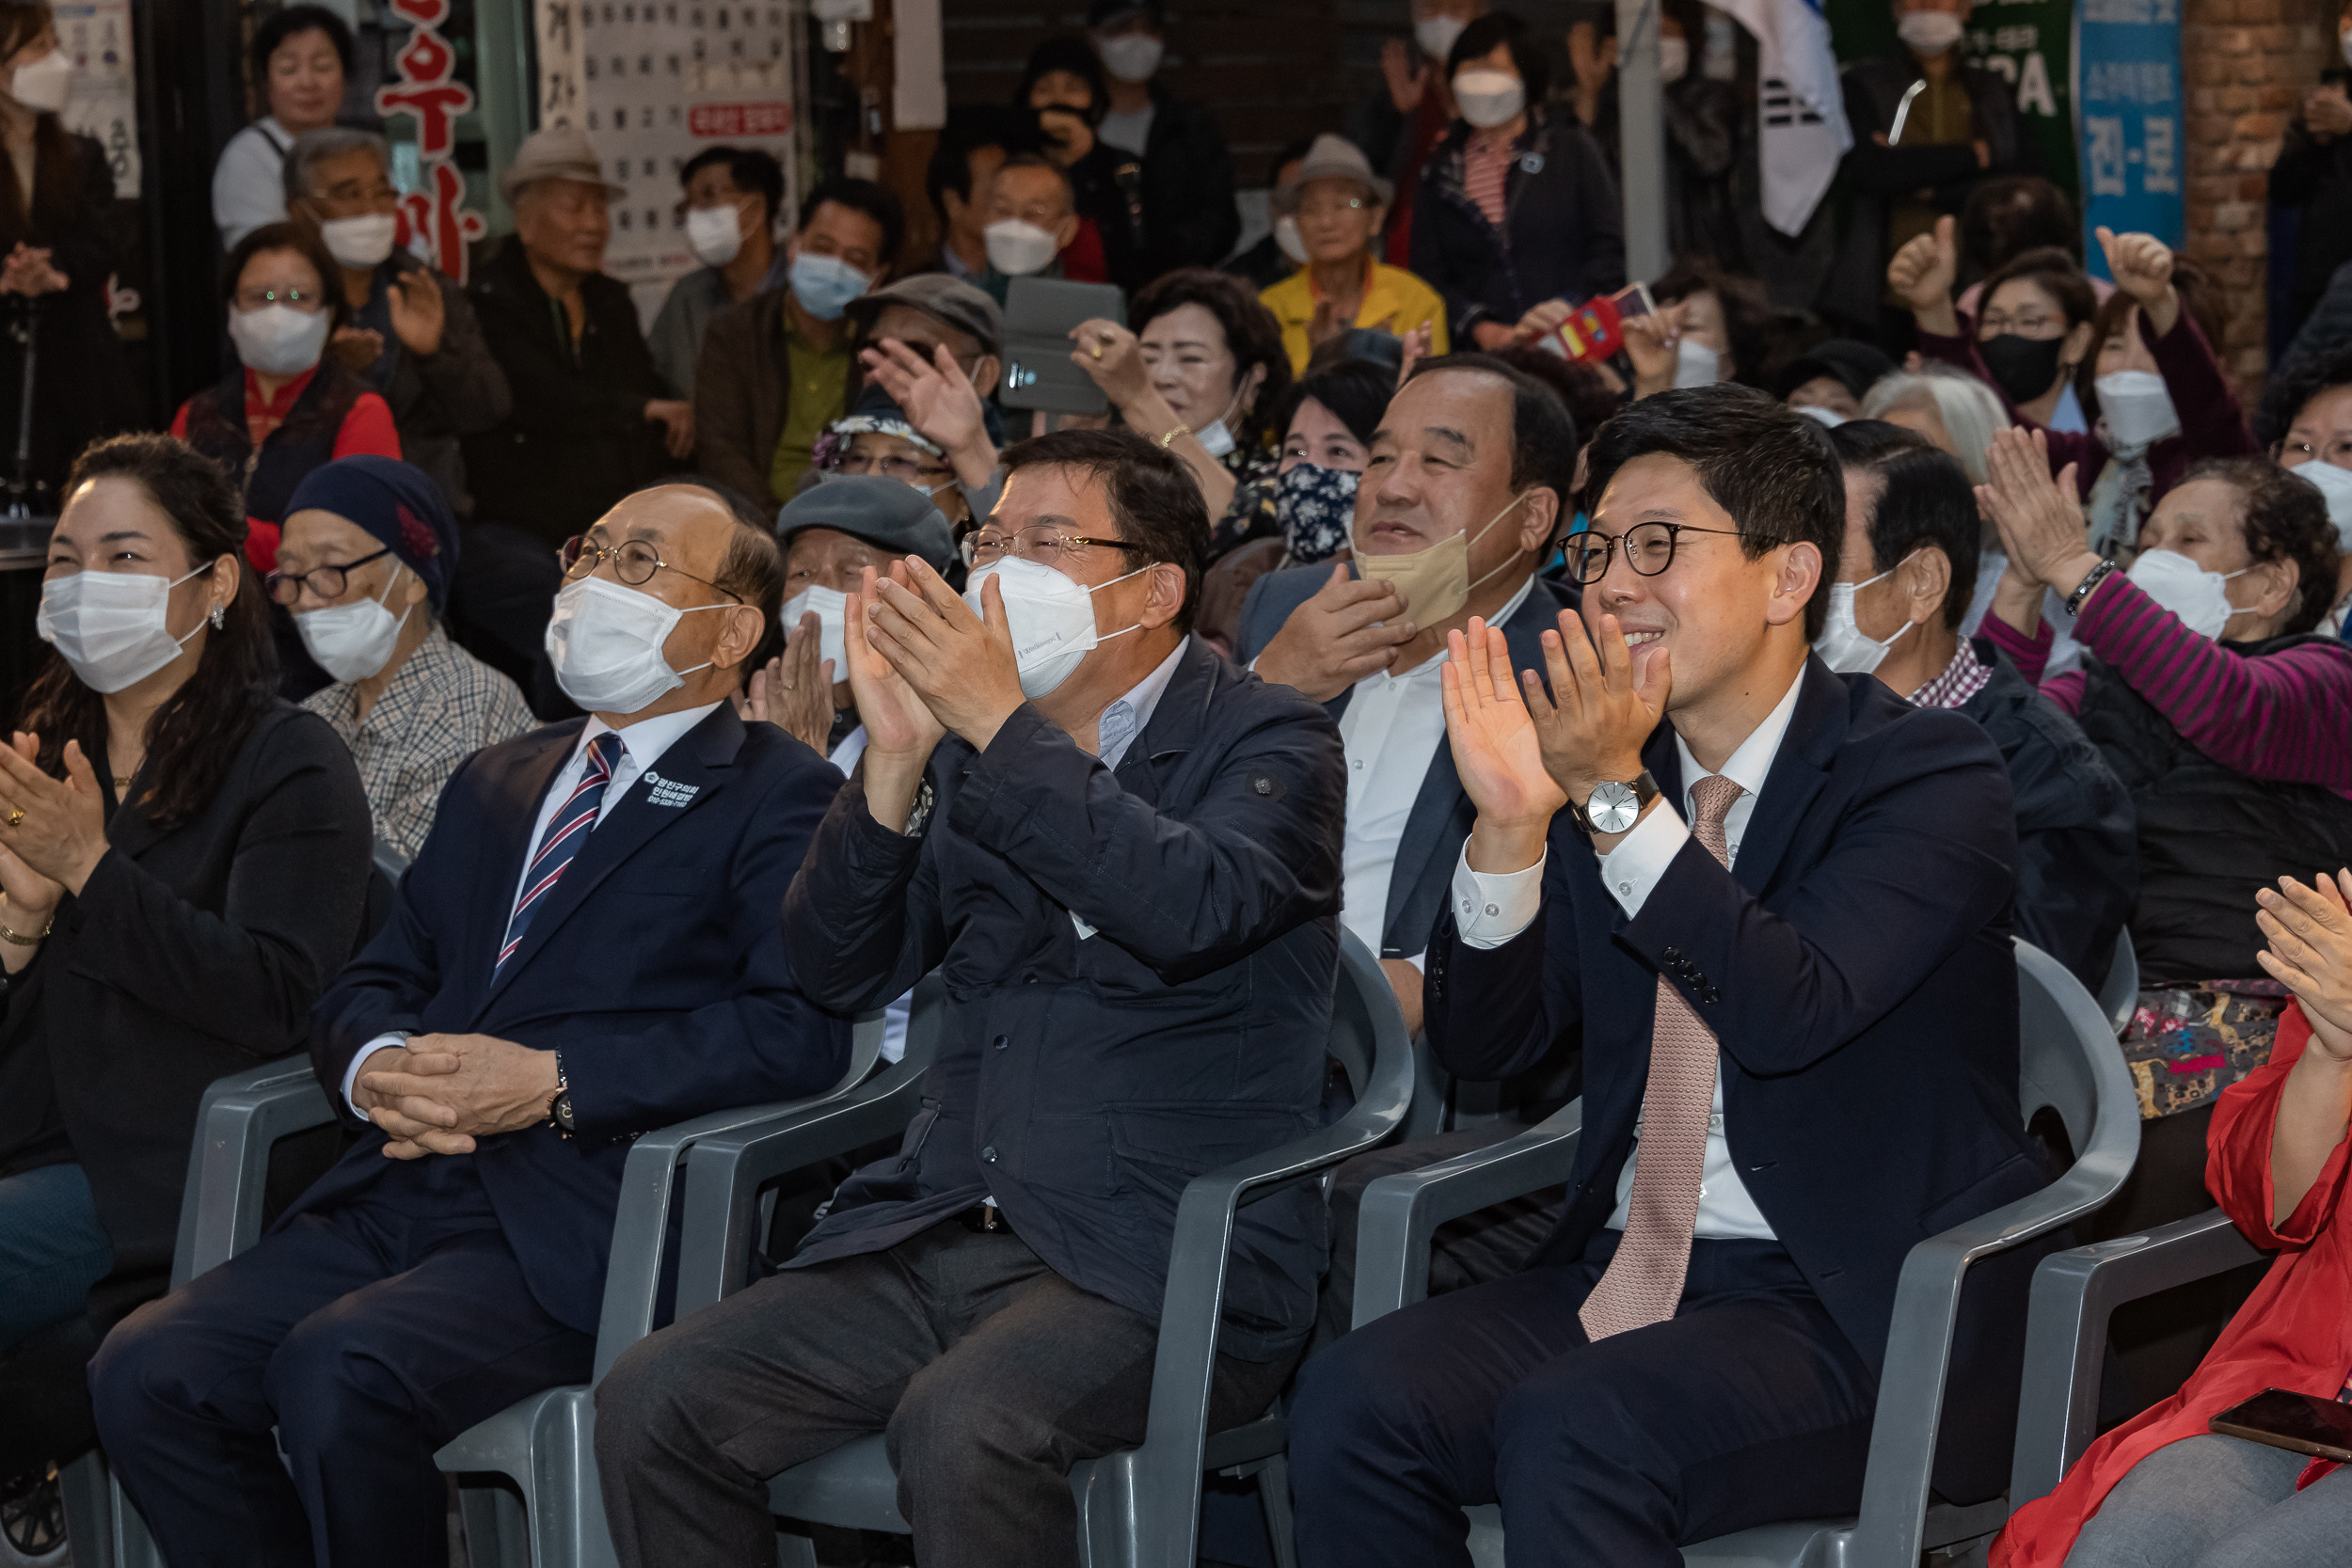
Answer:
[{"xmin": 1357, "ymin": 491, "xmax": 1531, "ymax": 626}]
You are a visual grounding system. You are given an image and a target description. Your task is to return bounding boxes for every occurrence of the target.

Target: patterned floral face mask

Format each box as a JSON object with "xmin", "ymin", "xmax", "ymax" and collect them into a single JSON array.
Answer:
[{"xmin": 1277, "ymin": 463, "xmax": 1359, "ymax": 564}]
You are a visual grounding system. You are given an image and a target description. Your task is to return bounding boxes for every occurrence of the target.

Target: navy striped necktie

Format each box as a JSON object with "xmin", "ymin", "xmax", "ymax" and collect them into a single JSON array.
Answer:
[{"xmin": 498, "ymin": 732, "xmax": 625, "ymax": 974}]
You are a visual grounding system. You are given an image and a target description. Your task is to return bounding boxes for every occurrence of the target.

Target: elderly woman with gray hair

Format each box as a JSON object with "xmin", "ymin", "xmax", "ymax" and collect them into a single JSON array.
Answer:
[{"xmin": 282, "ymin": 127, "xmax": 511, "ymax": 524}]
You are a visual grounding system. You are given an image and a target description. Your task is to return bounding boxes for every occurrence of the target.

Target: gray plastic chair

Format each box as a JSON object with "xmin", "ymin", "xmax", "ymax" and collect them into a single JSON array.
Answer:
[
  {"xmin": 712, "ymin": 930, "xmax": 1413, "ymax": 1568},
  {"xmin": 2096, "ymin": 926, "xmax": 2139, "ymax": 1037},
  {"xmin": 1352, "ymin": 939, "xmax": 2142, "ymax": 1568},
  {"xmin": 2008, "ymin": 1208, "xmax": 2266, "ymax": 1510},
  {"xmin": 96, "ymin": 1014, "xmax": 885, "ymax": 1568}
]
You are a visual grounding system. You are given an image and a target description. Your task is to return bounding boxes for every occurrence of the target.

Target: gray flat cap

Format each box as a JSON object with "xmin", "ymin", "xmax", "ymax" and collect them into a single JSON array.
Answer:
[
  {"xmin": 776, "ymin": 474, "xmax": 957, "ymax": 572},
  {"xmin": 844, "ymin": 274, "xmax": 1005, "ymax": 359}
]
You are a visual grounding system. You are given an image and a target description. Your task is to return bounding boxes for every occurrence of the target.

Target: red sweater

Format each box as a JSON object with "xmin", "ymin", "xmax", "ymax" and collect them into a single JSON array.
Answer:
[
  {"xmin": 169, "ymin": 365, "xmax": 401, "ymax": 572},
  {"xmin": 1993, "ymin": 1004, "xmax": 2352, "ymax": 1567}
]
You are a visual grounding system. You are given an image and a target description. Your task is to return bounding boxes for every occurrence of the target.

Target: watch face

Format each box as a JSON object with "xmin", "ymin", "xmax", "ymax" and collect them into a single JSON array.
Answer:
[{"xmin": 1587, "ymin": 780, "xmax": 1640, "ymax": 834}]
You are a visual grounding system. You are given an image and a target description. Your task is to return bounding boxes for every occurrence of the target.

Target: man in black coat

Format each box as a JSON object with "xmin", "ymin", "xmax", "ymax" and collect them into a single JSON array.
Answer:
[
  {"xmin": 1822, "ymin": 423, "xmax": 2135, "ymax": 991},
  {"xmin": 461, "ymin": 128, "xmax": 689, "ymax": 547},
  {"xmin": 594, "ymin": 428, "xmax": 1347, "ymax": 1568},
  {"xmin": 1078, "ymin": 0, "xmax": 1242, "ymax": 292},
  {"xmin": 1826, "ymin": 0, "xmax": 2027, "ymax": 343}
]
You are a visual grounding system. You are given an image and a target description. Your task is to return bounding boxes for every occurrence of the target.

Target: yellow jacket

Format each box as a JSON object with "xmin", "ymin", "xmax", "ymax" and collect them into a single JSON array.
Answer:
[{"xmin": 1262, "ymin": 260, "xmax": 1450, "ymax": 376}]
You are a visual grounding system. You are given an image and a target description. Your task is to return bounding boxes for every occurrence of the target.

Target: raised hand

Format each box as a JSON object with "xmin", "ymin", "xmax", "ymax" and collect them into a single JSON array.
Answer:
[
  {"xmin": 2257, "ymin": 871, "xmax": 2352, "ymax": 1056},
  {"xmin": 737, "ymin": 610, "xmax": 835, "ymax": 754},
  {"xmin": 329, "ymin": 325, "xmax": 386, "ymax": 373},
  {"xmin": 1532, "ymin": 609, "xmax": 1666, "ymax": 813},
  {"xmin": 387, "ymin": 268, "xmax": 448, "ymax": 356},
  {"xmin": 866, "ymin": 558, "xmax": 1027, "ymax": 751},
  {"xmin": 1069, "ymin": 317, "xmax": 1152, "ymax": 412},
  {"xmin": 1886, "ymin": 214, "xmax": 1960, "ymax": 336},
  {"xmin": 1623, "ymin": 306, "xmax": 1678, "ymax": 397},
  {"xmin": 1396, "ymin": 322, "xmax": 1433, "ymax": 388},
  {"xmin": 1511, "ymin": 297, "xmax": 1574, "ymax": 347},
  {"xmin": 1974, "ymin": 426, "xmax": 2095, "ymax": 598},
  {"xmin": 0, "ymin": 733, "xmax": 109, "ymax": 898},
  {"xmin": 644, "ymin": 399, "xmax": 695, "ymax": 460},
  {"xmin": 1381, "ymin": 37, "xmax": 1427, "ymax": 114},
  {"xmin": 2095, "ymin": 226, "xmax": 2180, "ymax": 337},
  {"xmin": 1443, "ymin": 618, "xmax": 1565, "ymax": 875},
  {"xmin": 1252, "ymin": 562, "xmax": 1415, "ymax": 701},
  {"xmin": 862, "ymin": 337, "xmax": 994, "ymax": 481}
]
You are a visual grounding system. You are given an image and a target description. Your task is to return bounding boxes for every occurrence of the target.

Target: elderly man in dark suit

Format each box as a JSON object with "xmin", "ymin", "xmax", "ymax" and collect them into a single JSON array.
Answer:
[
  {"xmin": 1289, "ymin": 387, "xmax": 2046, "ymax": 1566},
  {"xmin": 90, "ymin": 483, "xmax": 850, "ymax": 1568},
  {"xmin": 1236, "ymin": 354, "xmax": 1581, "ymax": 1338},
  {"xmin": 593, "ymin": 427, "xmax": 1347, "ymax": 1568}
]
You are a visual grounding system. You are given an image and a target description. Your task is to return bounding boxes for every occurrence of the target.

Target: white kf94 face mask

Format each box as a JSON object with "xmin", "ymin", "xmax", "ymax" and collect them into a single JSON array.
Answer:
[
  {"xmin": 2127, "ymin": 547, "xmax": 2249, "ymax": 642},
  {"xmin": 544, "ymin": 576, "xmax": 733, "ymax": 713},
  {"xmin": 963, "ymin": 555, "xmax": 1149, "ymax": 699},
  {"xmin": 295, "ymin": 562, "xmax": 412, "ymax": 684},
  {"xmin": 37, "ymin": 564, "xmax": 213, "ymax": 692},
  {"xmin": 1811, "ymin": 554, "xmax": 1921, "ymax": 675},
  {"xmin": 780, "ymin": 583, "xmax": 849, "ymax": 676}
]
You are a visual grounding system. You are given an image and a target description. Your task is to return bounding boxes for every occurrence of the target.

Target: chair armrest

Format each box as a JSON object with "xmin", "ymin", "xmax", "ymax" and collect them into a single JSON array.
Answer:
[
  {"xmin": 2008, "ymin": 1209, "xmax": 2266, "ymax": 1506},
  {"xmin": 1351, "ymin": 1099, "xmax": 1584, "ymax": 1329},
  {"xmin": 586, "ymin": 1007, "xmax": 885, "ymax": 1384},
  {"xmin": 1109, "ymin": 931, "xmax": 1415, "ymax": 1568},
  {"xmin": 671, "ymin": 975, "xmax": 946, "ymax": 1319},
  {"xmin": 171, "ymin": 1058, "xmax": 334, "ymax": 1289}
]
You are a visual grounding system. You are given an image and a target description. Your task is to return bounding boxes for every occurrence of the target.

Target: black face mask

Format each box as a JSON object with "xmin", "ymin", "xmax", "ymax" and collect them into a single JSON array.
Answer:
[{"xmin": 1977, "ymin": 332, "xmax": 2066, "ymax": 406}]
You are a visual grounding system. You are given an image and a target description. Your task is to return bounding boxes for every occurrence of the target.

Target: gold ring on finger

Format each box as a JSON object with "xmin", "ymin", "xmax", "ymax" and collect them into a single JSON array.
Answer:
[{"xmin": 5, "ymin": 808, "xmax": 23, "ymax": 828}]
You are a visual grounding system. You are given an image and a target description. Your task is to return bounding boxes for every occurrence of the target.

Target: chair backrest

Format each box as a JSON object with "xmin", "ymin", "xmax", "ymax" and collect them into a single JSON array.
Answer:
[
  {"xmin": 2014, "ymin": 938, "xmax": 2129, "ymax": 1165},
  {"xmin": 2096, "ymin": 925, "xmax": 2138, "ymax": 1037}
]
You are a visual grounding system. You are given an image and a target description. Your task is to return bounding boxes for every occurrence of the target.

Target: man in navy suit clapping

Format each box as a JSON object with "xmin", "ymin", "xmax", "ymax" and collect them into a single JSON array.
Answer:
[{"xmin": 91, "ymin": 483, "xmax": 850, "ymax": 1568}]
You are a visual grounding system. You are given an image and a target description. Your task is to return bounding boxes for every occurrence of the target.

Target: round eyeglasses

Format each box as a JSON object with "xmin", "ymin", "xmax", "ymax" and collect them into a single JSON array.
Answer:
[
  {"xmin": 267, "ymin": 546, "xmax": 392, "ymax": 606},
  {"xmin": 558, "ymin": 535, "xmax": 739, "ymax": 601},
  {"xmin": 1565, "ymin": 521, "xmax": 1761, "ymax": 585}
]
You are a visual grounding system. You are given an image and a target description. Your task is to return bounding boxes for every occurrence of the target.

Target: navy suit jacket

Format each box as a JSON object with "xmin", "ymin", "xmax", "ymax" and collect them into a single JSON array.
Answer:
[
  {"xmin": 780, "ymin": 637, "xmax": 1347, "ymax": 1362},
  {"xmin": 298, "ymin": 705, "xmax": 850, "ymax": 1335},
  {"xmin": 1234, "ymin": 563, "xmax": 1580, "ymax": 960},
  {"xmin": 1424, "ymin": 659, "xmax": 2049, "ymax": 1497}
]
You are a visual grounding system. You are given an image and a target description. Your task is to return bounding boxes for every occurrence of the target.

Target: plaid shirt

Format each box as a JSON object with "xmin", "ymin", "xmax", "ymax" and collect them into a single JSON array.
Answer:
[
  {"xmin": 303, "ymin": 624, "xmax": 537, "ymax": 862},
  {"xmin": 1909, "ymin": 639, "xmax": 1994, "ymax": 711}
]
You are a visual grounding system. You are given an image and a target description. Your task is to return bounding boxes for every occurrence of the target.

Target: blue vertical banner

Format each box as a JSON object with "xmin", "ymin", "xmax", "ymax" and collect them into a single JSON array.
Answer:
[{"xmin": 2075, "ymin": 0, "xmax": 2185, "ymax": 277}]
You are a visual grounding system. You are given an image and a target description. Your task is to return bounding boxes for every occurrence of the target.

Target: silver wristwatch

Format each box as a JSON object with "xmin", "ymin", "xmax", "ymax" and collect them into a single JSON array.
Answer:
[{"xmin": 1570, "ymin": 770, "xmax": 1661, "ymax": 835}]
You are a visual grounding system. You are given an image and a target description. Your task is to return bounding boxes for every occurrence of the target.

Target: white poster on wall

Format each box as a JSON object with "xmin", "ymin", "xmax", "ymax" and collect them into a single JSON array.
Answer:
[
  {"xmin": 54, "ymin": 0, "xmax": 138, "ymax": 199},
  {"xmin": 534, "ymin": 1, "xmax": 801, "ymax": 331}
]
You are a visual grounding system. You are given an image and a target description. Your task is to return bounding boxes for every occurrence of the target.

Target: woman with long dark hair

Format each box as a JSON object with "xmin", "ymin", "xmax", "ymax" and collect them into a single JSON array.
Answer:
[
  {"xmin": 0, "ymin": 433, "xmax": 370, "ymax": 1362},
  {"xmin": 0, "ymin": 0, "xmax": 134, "ymax": 509}
]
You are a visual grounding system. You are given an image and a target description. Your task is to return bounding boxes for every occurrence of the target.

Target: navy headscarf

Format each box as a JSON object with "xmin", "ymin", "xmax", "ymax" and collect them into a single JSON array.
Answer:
[{"xmin": 284, "ymin": 457, "xmax": 461, "ymax": 615}]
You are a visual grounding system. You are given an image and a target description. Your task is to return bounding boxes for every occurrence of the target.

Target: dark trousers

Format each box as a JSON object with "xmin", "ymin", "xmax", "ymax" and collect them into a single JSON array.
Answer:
[
  {"xmin": 594, "ymin": 1220, "xmax": 1295, "ymax": 1568},
  {"xmin": 1287, "ymin": 1228, "xmax": 1879, "ymax": 1568},
  {"xmin": 87, "ymin": 1162, "xmax": 594, "ymax": 1568},
  {"xmin": 1311, "ymin": 1123, "xmax": 1565, "ymax": 1351}
]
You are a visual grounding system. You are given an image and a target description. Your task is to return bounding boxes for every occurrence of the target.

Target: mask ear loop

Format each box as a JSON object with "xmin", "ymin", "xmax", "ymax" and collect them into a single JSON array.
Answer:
[
  {"xmin": 1462, "ymin": 491, "xmax": 1539, "ymax": 598},
  {"xmin": 169, "ymin": 559, "xmax": 221, "ymax": 647}
]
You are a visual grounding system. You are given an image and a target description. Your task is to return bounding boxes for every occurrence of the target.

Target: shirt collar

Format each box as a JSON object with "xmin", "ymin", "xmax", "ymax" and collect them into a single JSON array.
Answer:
[
  {"xmin": 1909, "ymin": 637, "xmax": 1991, "ymax": 709},
  {"xmin": 1097, "ymin": 637, "xmax": 1189, "ymax": 770},
  {"xmin": 1673, "ymin": 664, "xmax": 1805, "ymax": 801},
  {"xmin": 244, "ymin": 363, "xmax": 320, "ymax": 419},
  {"xmin": 574, "ymin": 700, "xmax": 724, "ymax": 774}
]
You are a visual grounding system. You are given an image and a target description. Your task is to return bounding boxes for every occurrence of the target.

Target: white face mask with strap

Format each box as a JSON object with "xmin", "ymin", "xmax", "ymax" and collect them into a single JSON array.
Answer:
[
  {"xmin": 1811, "ymin": 553, "xmax": 1923, "ymax": 675},
  {"xmin": 2127, "ymin": 547, "xmax": 2250, "ymax": 642},
  {"xmin": 963, "ymin": 555, "xmax": 1150, "ymax": 699},
  {"xmin": 544, "ymin": 576, "xmax": 733, "ymax": 713},
  {"xmin": 37, "ymin": 563, "xmax": 215, "ymax": 693}
]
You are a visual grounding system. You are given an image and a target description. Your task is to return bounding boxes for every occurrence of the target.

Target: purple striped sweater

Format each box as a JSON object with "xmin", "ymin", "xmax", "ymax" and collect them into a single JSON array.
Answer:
[{"xmin": 1979, "ymin": 574, "xmax": 2352, "ymax": 798}]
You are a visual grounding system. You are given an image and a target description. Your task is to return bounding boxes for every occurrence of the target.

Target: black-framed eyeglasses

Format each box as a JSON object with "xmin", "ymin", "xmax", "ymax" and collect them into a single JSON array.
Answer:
[
  {"xmin": 558, "ymin": 535, "xmax": 741, "ymax": 602},
  {"xmin": 267, "ymin": 546, "xmax": 392, "ymax": 606},
  {"xmin": 1565, "ymin": 521, "xmax": 1761, "ymax": 585},
  {"xmin": 961, "ymin": 524, "xmax": 1143, "ymax": 568}
]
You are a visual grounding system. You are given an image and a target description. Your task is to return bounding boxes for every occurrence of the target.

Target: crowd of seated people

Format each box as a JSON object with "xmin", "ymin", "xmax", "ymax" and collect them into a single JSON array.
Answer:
[{"xmin": 14, "ymin": 13, "xmax": 2352, "ymax": 1563}]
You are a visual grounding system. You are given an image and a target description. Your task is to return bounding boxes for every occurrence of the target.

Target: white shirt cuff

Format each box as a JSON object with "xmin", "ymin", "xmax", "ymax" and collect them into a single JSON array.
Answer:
[
  {"xmin": 342, "ymin": 1032, "xmax": 410, "ymax": 1116},
  {"xmin": 1596, "ymin": 800, "xmax": 1688, "ymax": 919},
  {"xmin": 1450, "ymin": 843, "xmax": 1547, "ymax": 949},
  {"xmin": 1402, "ymin": 949, "xmax": 1427, "ymax": 974}
]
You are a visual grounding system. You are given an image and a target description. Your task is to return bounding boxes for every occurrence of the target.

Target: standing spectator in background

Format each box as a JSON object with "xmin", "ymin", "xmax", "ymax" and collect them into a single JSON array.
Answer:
[
  {"xmin": 920, "ymin": 114, "xmax": 1015, "ymax": 284},
  {"xmin": 1351, "ymin": 0, "xmax": 1489, "ymax": 270},
  {"xmin": 1016, "ymin": 37, "xmax": 1121, "ymax": 287},
  {"xmin": 1073, "ymin": 266, "xmax": 1292, "ymax": 557},
  {"xmin": 0, "ymin": 434, "xmax": 370, "ymax": 1363},
  {"xmin": 1259, "ymin": 135, "xmax": 1448, "ymax": 375},
  {"xmin": 212, "ymin": 4, "xmax": 351, "ymax": 250},
  {"xmin": 1411, "ymin": 12, "xmax": 1625, "ymax": 351},
  {"xmin": 1566, "ymin": 0, "xmax": 1745, "ymax": 270},
  {"xmin": 1822, "ymin": 423, "xmax": 2135, "ymax": 991},
  {"xmin": 1828, "ymin": 0, "xmax": 2024, "ymax": 348},
  {"xmin": 645, "ymin": 147, "xmax": 789, "ymax": 403},
  {"xmin": 278, "ymin": 457, "xmax": 533, "ymax": 862},
  {"xmin": 173, "ymin": 223, "xmax": 401, "ymax": 578},
  {"xmin": 0, "ymin": 2, "xmax": 134, "ymax": 509},
  {"xmin": 973, "ymin": 154, "xmax": 1085, "ymax": 304},
  {"xmin": 284, "ymin": 128, "xmax": 511, "ymax": 524},
  {"xmin": 1084, "ymin": 0, "xmax": 1241, "ymax": 291},
  {"xmin": 692, "ymin": 177, "xmax": 901, "ymax": 515},
  {"xmin": 2267, "ymin": 3, "xmax": 2352, "ymax": 352},
  {"xmin": 466, "ymin": 129, "xmax": 688, "ymax": 547}
]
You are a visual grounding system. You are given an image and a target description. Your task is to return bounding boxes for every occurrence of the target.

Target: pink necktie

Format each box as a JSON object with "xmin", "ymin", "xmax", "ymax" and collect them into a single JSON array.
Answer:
[{"xmin": 1580, "ymin": 773, "xmax": 1745, "ymax": 1342}]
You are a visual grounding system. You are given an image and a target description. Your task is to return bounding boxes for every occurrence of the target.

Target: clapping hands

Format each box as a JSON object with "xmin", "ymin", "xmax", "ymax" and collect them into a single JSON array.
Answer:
[{"xmin": 2257, "ymin": 871, "xmax": 2352, "ymax": 1064}]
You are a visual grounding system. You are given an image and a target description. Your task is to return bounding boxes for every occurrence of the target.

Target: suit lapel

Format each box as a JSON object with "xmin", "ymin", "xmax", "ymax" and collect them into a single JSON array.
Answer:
[
  {"xmin": 479, "ymin": 706, "xmax": 747, "ymax": 1009},
  {"xmin": 1725, "ymin": 660, "xmax": 1844, "ymax": 897}
]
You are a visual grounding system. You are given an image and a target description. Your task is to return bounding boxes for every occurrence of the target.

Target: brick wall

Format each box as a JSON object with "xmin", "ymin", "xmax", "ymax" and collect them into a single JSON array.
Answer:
[{"xmin": 2183, "ymin": 0, "xmax": 2337, "ymax": 393}]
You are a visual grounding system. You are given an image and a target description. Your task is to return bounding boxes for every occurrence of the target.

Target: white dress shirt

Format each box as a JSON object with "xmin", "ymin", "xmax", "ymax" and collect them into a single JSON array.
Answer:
[
  {"xmin": 1448, "ymin": 668, "xmax": 1809, "ymax": 1240},
  {"xmin": 1336, "ymin": 575, "xmax": 1537, "ymax": 968},
  {"xmin": 341, "ymin": 703, "xmax": 725, "ymax": 1114}
]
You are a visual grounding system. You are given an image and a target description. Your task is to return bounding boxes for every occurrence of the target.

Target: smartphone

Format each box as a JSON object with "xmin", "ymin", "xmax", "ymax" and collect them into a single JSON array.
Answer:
[
  {"xmin": 1001, "ymin": 277, "xmax": 1127, "ymax": 416},
  {"xmin": 2208, "ymin": 1387, "xmax": 2352, "ymax": 1462}
]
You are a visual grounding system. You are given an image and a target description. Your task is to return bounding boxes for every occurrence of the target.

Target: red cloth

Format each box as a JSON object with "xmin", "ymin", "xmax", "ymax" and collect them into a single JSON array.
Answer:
[
  {"xmin": 169, "ymin": 367, "xmax": 400, "ymax": 574},
  {"xmin": 1992, "ymin": 1003, "xmax": 2352, "ymax": 1567},
  {"xmin": 1061, "ymin": 217, "xmax": 1110, "ymax": 284}
]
